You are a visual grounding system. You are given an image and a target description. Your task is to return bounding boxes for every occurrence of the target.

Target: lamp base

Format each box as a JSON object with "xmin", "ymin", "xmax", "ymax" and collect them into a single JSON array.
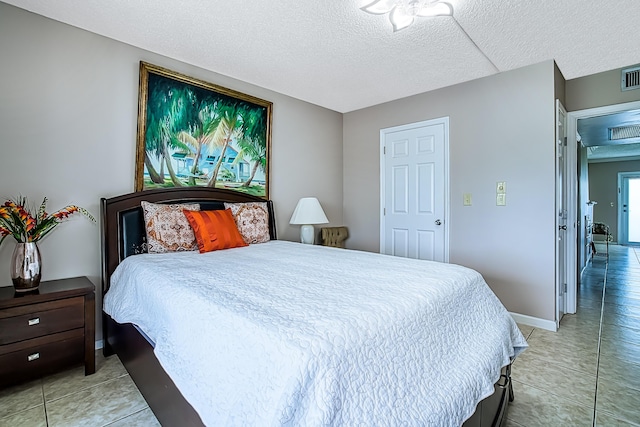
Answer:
[{"xmin": 300, "ymin": 225, "xmax": 315, "ymax": 245}]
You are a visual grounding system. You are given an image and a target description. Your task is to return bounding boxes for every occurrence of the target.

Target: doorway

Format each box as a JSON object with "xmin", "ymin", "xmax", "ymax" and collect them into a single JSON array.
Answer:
[
  {"xmin": 567, "ymin": 99, "xmax": 640, "ymax": 314},
  {"xmin": 379, "ymin": 118, "xmax": 450, "ymax": 262}
]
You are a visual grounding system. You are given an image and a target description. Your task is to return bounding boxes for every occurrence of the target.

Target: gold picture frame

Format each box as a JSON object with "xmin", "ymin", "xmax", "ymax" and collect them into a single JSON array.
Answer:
[{"xmin": 135, "ymin": 62, "xmax": 272, "ymax": 198}]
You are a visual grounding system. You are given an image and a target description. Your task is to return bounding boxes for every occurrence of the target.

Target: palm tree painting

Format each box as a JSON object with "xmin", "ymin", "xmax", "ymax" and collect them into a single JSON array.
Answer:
[{"xmin": 135, "ymin": 62, "xmax": 272, "ymax": 198}]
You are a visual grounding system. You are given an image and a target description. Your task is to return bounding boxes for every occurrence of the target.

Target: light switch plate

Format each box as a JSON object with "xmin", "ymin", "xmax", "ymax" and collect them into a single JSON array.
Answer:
[
  {"xmin": 496, "ymin": 181, "xmax": 506, "ymax": 194},
  {"xmin": 463, "ymin": 193, "xmax": 472, "ymax": 206},
  {"xmin": 496, "ymin": 194, "xmax": 506, "ymax": 206}
]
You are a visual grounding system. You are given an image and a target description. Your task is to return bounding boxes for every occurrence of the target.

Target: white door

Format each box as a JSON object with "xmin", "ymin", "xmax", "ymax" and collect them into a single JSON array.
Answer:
[
  {"xmin": 556, "ymin": 100, "xmax": 568, "ymax": 324},
  {"xmin": 380, "ymin": 118, "xmax": 449, "ymax": 262},
  {"xmin": 619, "ymin": 173, "xmax": 640, "ymax": 245}
]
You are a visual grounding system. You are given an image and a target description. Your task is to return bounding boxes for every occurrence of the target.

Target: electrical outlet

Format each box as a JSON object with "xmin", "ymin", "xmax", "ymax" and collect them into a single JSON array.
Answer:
[
  {"xmin": 463, "ymin": 193, "xmax": 472, "ymax": 206},
  {"xmin": 496, "ymin": 194, "xmax": 506, "ymax": 206}
]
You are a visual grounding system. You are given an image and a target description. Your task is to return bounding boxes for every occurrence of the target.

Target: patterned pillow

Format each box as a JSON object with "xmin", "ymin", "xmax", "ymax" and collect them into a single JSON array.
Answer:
[
  {"xmin": 183, "ymin": 209, "xmax": 248, "ymax": 253},
  {"xmin": 224, "ymin": 202, "xmax": 271, "ymax": 244},
  {"xmin": 141, "ymin": 201, "xmax": 200, "ymax": 253}
]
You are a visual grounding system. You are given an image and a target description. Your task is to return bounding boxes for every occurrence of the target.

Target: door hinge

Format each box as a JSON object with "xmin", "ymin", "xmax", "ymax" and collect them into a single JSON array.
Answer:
[
  {"xmin": 383, "ymin": 208, "xmax": 386, "ymax": 215},
  {"xmin": 383, "ymin": 146, "xmax": 386, "ymax": 155},
  {"xmin": 564, "ymin": 136, "xmax": 567, "ymax": 146},
  {"xmin": 563, "ymin": 283, "xmax": 567, "ymax": 293}
]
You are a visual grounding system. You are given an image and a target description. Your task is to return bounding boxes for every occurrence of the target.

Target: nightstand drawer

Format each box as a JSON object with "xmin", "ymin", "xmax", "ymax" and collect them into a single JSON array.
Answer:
[
  {"xmin": 0, "ymin": 329, "xmax": 84, "ymax": 387},
  {"xmin": 0, "ymin": 297, "xmax": 84, "ymax": 345}
]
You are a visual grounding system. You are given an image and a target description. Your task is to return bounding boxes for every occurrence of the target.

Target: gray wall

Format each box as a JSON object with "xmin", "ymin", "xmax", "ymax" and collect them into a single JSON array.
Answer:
[
  {"xmin": 588, "ymin": 160, "xmax": 640, "ymax": 241},
  {"xmin": 554, "ymin": 62, "xmax": 566, "ymax": 107},
  {"xmin": 566, "ymin": 65, "xmax": 640, "ymax": 111},
  {"xmin": 343, "ymin": 61, "xmax": 558, "ymax": 321},
  {"xmin": 0, "ymin": 3, "xmax": 344, "ymax": 341}
]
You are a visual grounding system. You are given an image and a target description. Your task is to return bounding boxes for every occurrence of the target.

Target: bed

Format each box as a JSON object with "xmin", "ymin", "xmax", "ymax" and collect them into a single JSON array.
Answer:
[{"xmin": 101, "ymin": 187, "xmax": 526, "ymax": 426}]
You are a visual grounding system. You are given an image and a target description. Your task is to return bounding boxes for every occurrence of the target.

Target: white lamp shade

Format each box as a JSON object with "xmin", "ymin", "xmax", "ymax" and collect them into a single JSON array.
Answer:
[{"xmin": 289, "ymin": 197, "xmax": 329, "ymax": 225}]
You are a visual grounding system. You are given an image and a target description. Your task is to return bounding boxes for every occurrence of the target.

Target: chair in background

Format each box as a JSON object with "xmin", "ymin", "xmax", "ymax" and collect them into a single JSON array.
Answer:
[
  {"xmin": 591, "ymin": 222, "xmax": 610, "ymax": 257},
  {"xmin": 320, "ymin": 226, "xmax": 349, "ymax": 248}
]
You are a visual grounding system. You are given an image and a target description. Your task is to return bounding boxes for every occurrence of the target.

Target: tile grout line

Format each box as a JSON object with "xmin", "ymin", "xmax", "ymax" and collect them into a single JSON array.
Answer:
[
  {"xmin": 591, "ymin": 254, "xmax": 608, "ymax": 427},
  {"xmin": 43, "ymin": 371, "xmax": 130, "ymax": 405},
  {"xmin": 41, "ymin": 379, "xmax": 50, "ymax": 427},
  {"xmin": 100, "ymin": 407, "xmax": 151, "ymax": 427}
]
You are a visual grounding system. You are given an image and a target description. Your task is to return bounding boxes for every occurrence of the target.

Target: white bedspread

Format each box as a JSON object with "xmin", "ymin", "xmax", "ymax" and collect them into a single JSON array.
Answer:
[{"xmin": 104, "ymin": 240, "xmax": 527, "ymax": 426}]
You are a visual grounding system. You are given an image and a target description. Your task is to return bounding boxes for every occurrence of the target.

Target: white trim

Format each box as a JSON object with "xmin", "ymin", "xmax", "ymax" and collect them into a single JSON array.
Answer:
[
  {"xmin": 567, "ymin": 114, "xmax": 580, "ymax": 315},
  {"xmin": 510, "ymin": 312, "xmax": 557, "ymax": 332},
  {"xmin": 589, "ymin": 155, "xmax": 640, "ymax": 163},
  {"xmin": 619, "ymin": 172, "xmax": 627, "ymax": 244},
  {"xmin": 379, "ymin": 117, "xmax": 450, "ymax": 262},
  {"xmin": 556, "ymin": 99, "xmax": 573, "ymax": 321},
  {"xmin": 379, "ymin": 133, "xmax": 385, "ymax": 254},
  {"xmin": 565, "ymin": 106, "xmax": 578, "ymax": 316},
  {"xmin": 570, "ymin": 100, "xmax": 640, "ymax": 120},
  {"xmin": 95, "ymin": 339, "xmax": 104, "ymax": 350}
]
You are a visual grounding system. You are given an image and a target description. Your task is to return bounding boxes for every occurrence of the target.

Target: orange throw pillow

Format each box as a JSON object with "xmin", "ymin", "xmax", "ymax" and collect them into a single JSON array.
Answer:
[{"xmin": 183, "ymin": 209, "xmax": 248, "ymax": 253}]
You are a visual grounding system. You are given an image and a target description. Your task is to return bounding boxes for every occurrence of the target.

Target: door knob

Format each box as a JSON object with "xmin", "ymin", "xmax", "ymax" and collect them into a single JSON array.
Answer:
[{"xmin": 435, "ymin": 219, "xmax": 442, "ymax": 226}]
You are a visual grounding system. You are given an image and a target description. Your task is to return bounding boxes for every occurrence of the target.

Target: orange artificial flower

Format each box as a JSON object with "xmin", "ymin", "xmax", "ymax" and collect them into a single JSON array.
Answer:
[{"xmin": 0, "ymin": 197, "xmax": 95, "ymax": 245}]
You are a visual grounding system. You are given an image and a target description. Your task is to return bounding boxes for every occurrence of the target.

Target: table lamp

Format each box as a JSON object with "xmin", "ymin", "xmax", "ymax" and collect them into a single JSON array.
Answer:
[{"xmin": 289, "ymin": 197, "xmax": 329, "ymax": 244}]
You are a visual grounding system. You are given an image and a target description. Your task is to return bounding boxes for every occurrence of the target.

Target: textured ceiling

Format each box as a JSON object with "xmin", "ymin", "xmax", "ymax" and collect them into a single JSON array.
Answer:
[{"xmin": 3, "ymin": 0, "xmax": 640, "ymax": 112}]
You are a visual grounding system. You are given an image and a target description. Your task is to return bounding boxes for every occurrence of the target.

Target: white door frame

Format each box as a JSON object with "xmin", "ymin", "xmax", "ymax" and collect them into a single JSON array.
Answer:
[
  {"xmin": 566, "ymin": 99, "xmax": 640, "ymax": 314},
  {"xmin": 379, "ymin": 117, "xmax": 450, "ymax": 262},
  {"xmin": 556, "ymin": 100, "xmax": 569, "ymax": 323},
  {"xmin": 618, "ymin": 172, "xmax": 640, "ymax": 245}
]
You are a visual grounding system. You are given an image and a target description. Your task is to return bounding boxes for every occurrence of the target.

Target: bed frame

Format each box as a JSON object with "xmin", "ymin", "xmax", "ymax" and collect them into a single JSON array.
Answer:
[{"xmin": 101, "ymin": 187, "xmax": 512, "ymax": 427}]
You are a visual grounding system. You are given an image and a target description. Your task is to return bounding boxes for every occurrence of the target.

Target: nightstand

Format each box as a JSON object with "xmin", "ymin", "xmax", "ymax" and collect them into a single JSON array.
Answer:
[{"xmin": 0, "ymin": 276, "xmax": 95, "ymax": 387}]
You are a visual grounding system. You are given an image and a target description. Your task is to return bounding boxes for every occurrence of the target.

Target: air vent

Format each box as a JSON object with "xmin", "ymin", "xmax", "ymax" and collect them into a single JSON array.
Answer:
[
  {"xmin": 622, "ymin": 66, "xmax": 640, "ymax": 91},
  {"xmin": 609, "ymin": 124, "xmax": 640, "ymax": 140}
]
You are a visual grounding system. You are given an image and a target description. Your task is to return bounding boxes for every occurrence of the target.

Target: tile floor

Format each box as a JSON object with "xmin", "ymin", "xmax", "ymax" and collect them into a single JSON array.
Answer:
[
  {"xmin": 507, "ymin": 244, "xmax": 640, "ymax": 426},
  {"xmin": 0, "ymin": 350, "xmax": 159, "ymax": 427},
  {"xmin": 0, "ymin": 244, "xmax": 638, "ymax": 426}
]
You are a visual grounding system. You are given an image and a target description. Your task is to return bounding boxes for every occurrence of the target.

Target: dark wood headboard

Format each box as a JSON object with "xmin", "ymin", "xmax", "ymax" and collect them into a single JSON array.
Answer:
[{"xmin": 100, "ymin": 187, "xmax": 276, "ymax": 298}]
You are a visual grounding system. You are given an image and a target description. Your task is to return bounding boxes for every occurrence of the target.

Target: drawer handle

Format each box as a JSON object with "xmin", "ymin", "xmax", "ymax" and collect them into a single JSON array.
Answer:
[
  {"xmin": 497, "ymin": 374, "xmax": 510, "ymax": 389},
  {"xmin": 27, "ymin": 353, "xmax": 40, "ymax": 362},
  {"xmin": 28, "ymin": 318, "xmax": 40, "ymax": 326}
]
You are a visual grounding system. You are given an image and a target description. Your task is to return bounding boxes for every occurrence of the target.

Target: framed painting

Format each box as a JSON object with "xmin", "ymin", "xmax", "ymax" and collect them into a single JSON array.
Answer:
[{"xmin": 135, "ymin": 62, "xmax": 272, "ymax": 198}]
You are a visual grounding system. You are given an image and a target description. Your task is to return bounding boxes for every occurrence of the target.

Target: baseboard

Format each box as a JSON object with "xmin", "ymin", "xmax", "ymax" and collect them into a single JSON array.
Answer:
[
  {"xmin": 510, "ymin": 312, "xmax": 557, "ymax": 332},
  {"xmin": 95, "ymin": 339, "xmax": 104, "ymax": 350}
]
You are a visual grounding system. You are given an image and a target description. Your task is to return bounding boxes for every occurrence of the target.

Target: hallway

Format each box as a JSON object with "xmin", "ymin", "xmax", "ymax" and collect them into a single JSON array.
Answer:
[{"xmin": 507, "ymin": 244, "xmax": 640, "ymax": 426}]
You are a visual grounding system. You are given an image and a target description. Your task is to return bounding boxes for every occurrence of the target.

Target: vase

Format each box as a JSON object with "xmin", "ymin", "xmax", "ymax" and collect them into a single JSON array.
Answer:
[{"xmin": 11, "ymin": 242, "xmax": 42, "ymax": 292}]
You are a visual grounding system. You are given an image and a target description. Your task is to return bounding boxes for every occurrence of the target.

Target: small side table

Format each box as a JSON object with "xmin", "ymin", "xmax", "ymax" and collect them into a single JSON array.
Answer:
[{"xmin": 0, "ymin": 276, "xmax": 95, "ymax": 387}]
